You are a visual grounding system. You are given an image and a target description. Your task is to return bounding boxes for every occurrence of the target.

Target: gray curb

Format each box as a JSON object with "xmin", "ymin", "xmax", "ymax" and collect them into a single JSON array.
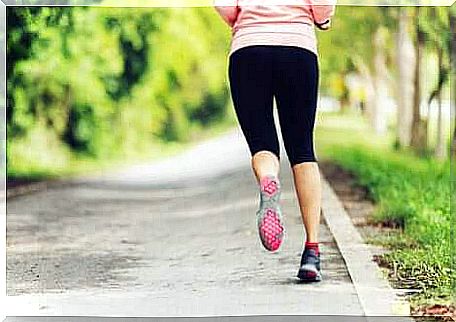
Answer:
[{"xmin": 320, "ymin": 175, "xmax": 413, "ymax": 321}]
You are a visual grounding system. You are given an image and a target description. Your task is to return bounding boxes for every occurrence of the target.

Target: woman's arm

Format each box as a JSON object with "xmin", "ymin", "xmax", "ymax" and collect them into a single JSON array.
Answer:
[
  {"xmin": 214, "ymin": 0, "xmax": 239, "ymax": 27},
  {"xmin": 310, "ymin": 0, "xmax": 336, "ymax": 30}
]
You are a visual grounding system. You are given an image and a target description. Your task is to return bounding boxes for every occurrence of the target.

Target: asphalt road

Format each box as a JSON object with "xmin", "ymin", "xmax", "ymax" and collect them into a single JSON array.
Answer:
[{"xmin": 6, "ymin": 129, "xmax": 364, "ymax": 316}]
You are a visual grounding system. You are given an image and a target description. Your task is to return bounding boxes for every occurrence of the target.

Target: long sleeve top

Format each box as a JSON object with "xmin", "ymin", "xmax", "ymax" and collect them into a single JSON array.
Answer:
[{"xmin": 214, "ymin": 0, "xmax": 336, "ymax": 57}]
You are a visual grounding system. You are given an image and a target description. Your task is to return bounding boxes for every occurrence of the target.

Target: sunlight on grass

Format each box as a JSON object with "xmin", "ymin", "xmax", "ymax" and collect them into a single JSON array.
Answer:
[{"xmin": 315, "ymin": 112, "xmax": 453, "ymax": 306}]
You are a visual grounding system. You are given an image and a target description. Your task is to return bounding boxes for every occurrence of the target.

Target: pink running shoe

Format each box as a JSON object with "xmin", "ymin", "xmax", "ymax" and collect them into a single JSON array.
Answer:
[{"xmin": 256, "ymin": 175, "xmax": 285, "ymax": 252}]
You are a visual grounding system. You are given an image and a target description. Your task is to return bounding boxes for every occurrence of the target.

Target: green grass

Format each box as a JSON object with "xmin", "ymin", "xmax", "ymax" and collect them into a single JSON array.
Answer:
[{"xmin": 316, "ymin": 112, "xmax": 454, "ymax": 306}]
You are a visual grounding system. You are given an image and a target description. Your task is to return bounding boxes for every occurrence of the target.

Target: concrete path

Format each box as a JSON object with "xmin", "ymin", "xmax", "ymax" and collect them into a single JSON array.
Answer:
[{"xmin": 4, "ymin": 127, "xmax": 409, "ymax": 319}]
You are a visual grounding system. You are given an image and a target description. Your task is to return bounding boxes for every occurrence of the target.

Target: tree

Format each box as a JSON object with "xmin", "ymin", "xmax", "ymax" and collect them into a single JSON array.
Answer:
[
  {"xmin": 6, "ymin": 8, "xmax": 75, "ymax": 138},
  {"xmin": 7, "ymin": 7, "xmax": 232, "ymax": 172},
  {"xmin": 318, "ymin": 6, "xmax": 393, "ymax": 134},
  {"xmin": 395, "ymin": 7, "xmax": 415, "ymax": 149},
  {"xmin": 371, "ymin": 26, "xmax": 389, "ymax": 135},
  {"xmin": 410, "ymin": 7, "xmax": 428, "ymax": 153},
  {"xmin": 450, "ymin": 8, "xmax": 456, "ymax": 158},
  {"xmin": 420, "ymin": 7, "xmax": 451, "ymax": 160}
]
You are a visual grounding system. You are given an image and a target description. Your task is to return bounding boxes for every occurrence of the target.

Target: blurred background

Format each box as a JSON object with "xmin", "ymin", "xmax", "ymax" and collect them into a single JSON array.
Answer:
[
  {"xmin": 6, "ymin": 6, "xmax": 455, "ymax": 177},
  {"xmin": 6, "ymin": 4, "xmax": 455, "ymax": 316}
]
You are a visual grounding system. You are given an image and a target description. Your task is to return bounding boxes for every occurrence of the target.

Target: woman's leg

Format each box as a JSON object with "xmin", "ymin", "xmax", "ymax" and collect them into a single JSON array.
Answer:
[
  {"xmin": 273, "ymin": 46, "xmax": 322, "ymax": 279},
  {"xmin": 273, "ymin": 46, "xmax": 320, "ymax": 240},
  {"xmin": 251, "ymin": 150, "xmax": 280, "ymax": 185},
  {"xmin": 292, "ymin": 162, "xmax": 321, "ymax": 243},
  {"xmin": 228, "ymin": 46, "xmax": 280, "ymax": 182},
  {"xmin": 228, "ymin": 46, "xmax": 285, "ymax": 252}
]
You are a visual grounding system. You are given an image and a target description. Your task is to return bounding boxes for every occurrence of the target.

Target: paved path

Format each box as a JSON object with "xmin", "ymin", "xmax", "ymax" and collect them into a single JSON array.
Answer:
[{"xmin": 6, "ymin": 128, "xmax": 364, "ymax": 317}]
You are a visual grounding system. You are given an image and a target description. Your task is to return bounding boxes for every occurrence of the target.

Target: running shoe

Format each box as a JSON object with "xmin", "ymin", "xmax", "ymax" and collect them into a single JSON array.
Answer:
[
  {"xmin": 297, "ymin": 248, "xmax": 322, "ymax": 282},
  {"xmin": 256, "ymin": 175, "xmax": 285, "ymax": 252}
]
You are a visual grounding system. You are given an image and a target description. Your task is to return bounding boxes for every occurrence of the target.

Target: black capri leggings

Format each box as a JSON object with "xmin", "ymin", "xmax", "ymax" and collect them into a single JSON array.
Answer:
[{"xmin": 228, "ymin": 45, "xmax": 319, "ymax": 167}]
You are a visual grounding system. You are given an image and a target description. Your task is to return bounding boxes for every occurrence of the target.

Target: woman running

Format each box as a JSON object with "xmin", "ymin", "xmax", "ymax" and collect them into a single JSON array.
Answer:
[{"xmin": 214, "ymin": 0, "xmax": 336, "ymax": 282}]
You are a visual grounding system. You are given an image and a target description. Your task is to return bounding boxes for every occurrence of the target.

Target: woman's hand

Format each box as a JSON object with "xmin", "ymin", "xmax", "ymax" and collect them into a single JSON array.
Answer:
[
  {"xmin": 310, "ymin": 0, "xmax": 336, "ymax": 31},
  {"xmin": 214, "ymin": 0, "xmax": 239, "ymax": 28},
  {"xmin": 314, "ymin": 19, "xmax": 331, "ymax": 31}
]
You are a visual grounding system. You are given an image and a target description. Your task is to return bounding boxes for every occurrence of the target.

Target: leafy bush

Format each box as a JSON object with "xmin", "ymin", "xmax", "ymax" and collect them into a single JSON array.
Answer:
[{"xmin": 7, "ymin": 7, "xmax": 232, "ymax": 175}]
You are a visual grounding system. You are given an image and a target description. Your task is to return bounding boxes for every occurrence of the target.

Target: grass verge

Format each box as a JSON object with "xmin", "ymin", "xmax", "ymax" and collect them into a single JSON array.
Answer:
[{"xmin": 316, "ymin": 112, "xmax": 454, "ymax": 309}]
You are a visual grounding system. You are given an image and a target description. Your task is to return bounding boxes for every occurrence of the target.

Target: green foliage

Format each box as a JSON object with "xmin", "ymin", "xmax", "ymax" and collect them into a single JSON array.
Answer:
[
  {"xmin": 317, "ymin": 6, "xmax": 454, "ymax": 118},
  {"xmin": 7, "ymin": 7, "xmax": 232, "ymax": 174},
  {"xmin": 419, "ymin": 7, "xmax": 451, "ymax": 54},
  {"xmin": 317, "ymin": 6, "xmax": 391, "ymax": 95}
]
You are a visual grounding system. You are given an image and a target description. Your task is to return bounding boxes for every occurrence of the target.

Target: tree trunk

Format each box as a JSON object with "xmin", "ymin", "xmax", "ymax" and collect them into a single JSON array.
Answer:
[
  {"xmin": 395, "ymin": 8, "xmax": 415, "ymax": 148},
  {"xmin": 371, "ymin": 27, "xmax": 388, "ymax": 135},
  {"xmin": 435, "ymin": 47, "xmax": 447, "ymax": 160},
  {"xmin": 410, "ymin": 7, "xmax": 427, "ymax": 153},
  {"xmin": 450, "ymin": 11, "xmax": 456, "ymax": 158}
]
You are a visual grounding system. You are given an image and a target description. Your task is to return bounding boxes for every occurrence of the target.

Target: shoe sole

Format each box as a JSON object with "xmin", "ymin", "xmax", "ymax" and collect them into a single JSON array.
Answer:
[
  {"xmin": 297, "ymin": 264, "xmax": 322, "ymax": 282},
  {"xmin": 257, "ymin": 176, "xmax": 284, "ymax": 252},
  {"xmin": 257, "ymin": 206, "xmax": 284, "ymax": 252}
]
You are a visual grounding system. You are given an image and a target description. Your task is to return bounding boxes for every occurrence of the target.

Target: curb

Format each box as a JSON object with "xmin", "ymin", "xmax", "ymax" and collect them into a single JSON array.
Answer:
[
  {"xmin": 6, "ymin": 179, "xmax": 79, "ymax": 199},
  {"xmin": 7, "ymin": 181, "xmax": 51, "ymax": 198},
  {"xmin": 6, "ymin": 179, "xmax": 70, "ymax": 199},
  {"xmin": 320, "ymin": 175, "xmax": 413, "ymax": 320}
]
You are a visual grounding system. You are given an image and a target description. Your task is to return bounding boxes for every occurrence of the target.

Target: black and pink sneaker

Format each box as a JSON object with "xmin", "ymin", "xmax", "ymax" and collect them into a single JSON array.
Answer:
[
  {"xmin": 297, "ymin": 248, "xmax": 322, "ymax": 282},
  {"xmin": 256, "ymin": 175, "xmax": 285, "ymax": 252}
]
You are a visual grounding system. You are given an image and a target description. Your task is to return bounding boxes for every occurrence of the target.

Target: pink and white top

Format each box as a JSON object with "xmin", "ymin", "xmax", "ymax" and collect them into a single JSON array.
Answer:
[{"xmin": 214, "ymin": 0, "xmax": 336, "ymax": 57}]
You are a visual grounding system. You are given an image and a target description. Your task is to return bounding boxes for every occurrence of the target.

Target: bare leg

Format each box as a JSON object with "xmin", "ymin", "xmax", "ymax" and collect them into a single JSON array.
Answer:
[
  {"xmin": 251, "ymin": 150, "xmax": 280, "ymax": 184},
  {"xmin": 291, "ymin": 162, "xmax": 321, "ymax": 243}
]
